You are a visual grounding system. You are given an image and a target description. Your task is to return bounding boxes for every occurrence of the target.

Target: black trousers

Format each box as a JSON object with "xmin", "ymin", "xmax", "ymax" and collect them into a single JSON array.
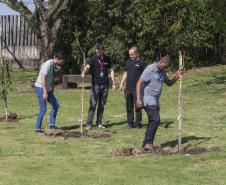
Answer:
[
  {"xmin": 86, "ymin": 85, "xmax": 109, "ymax": 125},
  {"xmin": 124, "ymin": 89, "xmax": 142, "ymax": 125},
  {"xmin": 142, "ymin": 105, "xmax": 160, "ymax": 146}
]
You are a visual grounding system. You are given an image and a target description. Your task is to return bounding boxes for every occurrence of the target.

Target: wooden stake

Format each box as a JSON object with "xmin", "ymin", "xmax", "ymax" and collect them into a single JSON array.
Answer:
[
  {"xmin": 177, "ymin": 50, "xmax": 184, "ymax": 151},
  {"xmin": 75, "ymin": 30, "xmax": 86, "ymax": 134}
]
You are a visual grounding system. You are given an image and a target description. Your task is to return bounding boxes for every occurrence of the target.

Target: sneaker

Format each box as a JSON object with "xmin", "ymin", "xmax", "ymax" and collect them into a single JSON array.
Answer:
[
  {"xmin": 49, "ymin": 125, "xmax": 57, "ymax": 129},
  {"xmin": 35, "ymin": 129, "xmax": 43, "ymax": 133},
  {"xmin": 98, "ymin": 124, "xmax": 105, "ymax": 129},
  {"xmin": 136, "ymin": 123, "xmax": 142, "ymax": 129},
  {"xmin": 127, "ymin": 123, "xmax": 134, "ymax": 129},
  {"xmin": 143, "ymin": 143, "xmax": 154, "ymax": 151},
  {"xmin": 86, "ymin": 124, "xmax": 92, "ymax": 130}
]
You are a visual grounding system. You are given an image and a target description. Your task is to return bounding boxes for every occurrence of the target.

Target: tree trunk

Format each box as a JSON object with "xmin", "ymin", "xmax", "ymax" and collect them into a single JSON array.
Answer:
[{"xmin": 3, "ymin": 97, "xmax": 8, "ymax": 120}]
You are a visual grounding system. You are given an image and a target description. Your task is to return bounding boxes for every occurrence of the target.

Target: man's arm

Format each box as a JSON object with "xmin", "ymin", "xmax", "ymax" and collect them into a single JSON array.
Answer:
[
  {"xmin": 119, "ymin": 71, "xmax": 127, "ymax": 91},
  {"xmin": 41, "ymin": 74, "xmax": 48, "ymax": 101},
  {"xmin": 164, "ymin": 70, "xmax": 182, "ymax": 86},
  {"xmin": 136, "ymin": 79, "xmax": 144, "ymax": 108},
  {"xmin": 110, "ymin": 68, "xmax": 116, "ymax": 91},
  {"xmin": 81, "ymin": 64, "xmax": 90, "ymax": 78}
]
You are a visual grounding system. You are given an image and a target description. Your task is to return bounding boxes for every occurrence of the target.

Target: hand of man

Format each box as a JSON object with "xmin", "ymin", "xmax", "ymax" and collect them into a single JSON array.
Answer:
[
  {"xmin": 112, "ymin": 84, "xmax": 116, "ymax": 91},
  {"xmin": 136, "ymin": 99, "xmax": 143, "ymax": 108},
  {"xmin": 175, "ymin": 70, "xmax": 184, "ymax": 80},
  {"xmin": 81, "ymin": 72, "xmax": 85, "ymax": 79},
  {"xmin": 43, "ymin": 91, "xmax": 48, "ymax": 102}
]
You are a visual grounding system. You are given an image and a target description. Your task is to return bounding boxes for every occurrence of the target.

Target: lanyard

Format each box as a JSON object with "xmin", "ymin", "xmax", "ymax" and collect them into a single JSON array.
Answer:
[{"xmin": 98, "ymin": 59, "xmax": 104, "ymax": 70}]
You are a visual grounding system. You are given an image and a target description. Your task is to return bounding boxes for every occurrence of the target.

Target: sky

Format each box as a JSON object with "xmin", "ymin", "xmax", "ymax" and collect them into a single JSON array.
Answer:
[{"xmin": 0, "ymin": 1, "xmax": 35, "ymax": 15}]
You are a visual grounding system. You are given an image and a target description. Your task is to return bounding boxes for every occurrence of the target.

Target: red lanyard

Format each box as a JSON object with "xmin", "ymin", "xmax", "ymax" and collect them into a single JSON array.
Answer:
[{"xmin": 98, "ymin": 59, "xmax": 104, "ymax": 70}]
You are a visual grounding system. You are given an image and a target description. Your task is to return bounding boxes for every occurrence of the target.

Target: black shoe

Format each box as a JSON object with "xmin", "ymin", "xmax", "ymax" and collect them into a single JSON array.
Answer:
[{"xmin": 136, "ymin": 123, "xmax": 142, "ymax": 129}]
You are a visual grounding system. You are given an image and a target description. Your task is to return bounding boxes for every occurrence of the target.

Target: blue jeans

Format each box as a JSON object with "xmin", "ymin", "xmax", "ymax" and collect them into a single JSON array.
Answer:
[{"xmin": 35, "ymin": 87, "xmax": 59, "ymax": 131}]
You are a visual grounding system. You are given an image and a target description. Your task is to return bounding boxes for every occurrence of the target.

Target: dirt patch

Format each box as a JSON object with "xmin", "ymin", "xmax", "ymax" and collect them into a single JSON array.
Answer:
[
  {"xmin": 44, "ymin": 129, "xmax": 114, "ymax": 139},
  {"xmin": 108, "ymin": 146, "xmax": 217, "ymax": 157},
  {"xmin": 0, "ymin": 113, "xmax": 19, "ymax": 122}
]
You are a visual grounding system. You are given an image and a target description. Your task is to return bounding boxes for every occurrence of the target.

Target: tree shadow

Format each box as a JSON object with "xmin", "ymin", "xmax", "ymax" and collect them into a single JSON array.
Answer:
[
  {"xmin": 160, "ymin": 121, "xmax": 174, "ymax": 128},
  {"xmin": 160, "ymin": 136, "xmax": 210, "ymax": 148},
  {"xmin": 59, "ymin": 124, "xmax": 80, "ymax": 130},
  {"xmin": 105, "ymin": 120, "xmax": 127, "ymax": 128}
]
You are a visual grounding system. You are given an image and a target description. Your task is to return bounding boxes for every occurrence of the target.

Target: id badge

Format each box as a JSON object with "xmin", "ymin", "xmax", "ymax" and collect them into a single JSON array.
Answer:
[{"xmin": 100, "ymin": 71, "xmax": 104, "ymax": 79}]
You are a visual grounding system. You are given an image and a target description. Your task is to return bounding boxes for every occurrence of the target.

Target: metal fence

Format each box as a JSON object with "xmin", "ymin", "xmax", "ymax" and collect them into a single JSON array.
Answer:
[{"xmin": 0, "ymin": 15, "xmax": 39, "ymax": 68}]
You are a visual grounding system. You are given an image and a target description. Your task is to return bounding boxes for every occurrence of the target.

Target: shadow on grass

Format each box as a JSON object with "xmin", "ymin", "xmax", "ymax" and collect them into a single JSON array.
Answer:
[
  {"xmin": 160, "ymin": 136, "xmax": 210, "ymax": 148},
  {"xmin": 160, "ymin": 121, "xmax": 174, "ymax": 128},
  {"xmin": 59, "ymin": 125, "xmax": 80, "ymax": 130},
  {"xmin": 105, "ymin": 120, "xmax": 127, "ymax": 128}
]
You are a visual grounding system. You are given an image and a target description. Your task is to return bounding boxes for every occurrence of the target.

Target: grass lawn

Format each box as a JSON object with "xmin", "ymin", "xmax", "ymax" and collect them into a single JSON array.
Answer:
[{"xmin": 1, "ymin": 65, "xmax": 226, "ymax": 185}]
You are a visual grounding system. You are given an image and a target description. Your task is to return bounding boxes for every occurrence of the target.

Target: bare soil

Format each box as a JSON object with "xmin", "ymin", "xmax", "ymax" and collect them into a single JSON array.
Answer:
[
  {"xmin": 0, "ymin": 113, "xmax": 19, "ymax": 122},
  {"xmin": 44, "ymin": 129, "xmax": 114, "ymax": 139}
]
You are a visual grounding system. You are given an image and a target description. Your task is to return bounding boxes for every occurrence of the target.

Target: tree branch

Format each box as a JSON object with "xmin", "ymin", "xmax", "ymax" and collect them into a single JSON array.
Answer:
[
  {"xmin": 48, "ymin": 0, "xmax": 67, "ymax": 19},
  {"xmin": 0, "ymin": 0, "xmax": 33, "ymax": 19},
  {"xmin": 33, "ymin": 0, "xmax": 46, "ymax": 21}
]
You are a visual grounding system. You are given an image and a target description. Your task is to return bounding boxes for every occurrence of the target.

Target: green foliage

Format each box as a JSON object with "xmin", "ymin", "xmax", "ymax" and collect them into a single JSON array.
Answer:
[{"xmin": 57, "ymin": 0, "xmax": 226, "ymax": 73}]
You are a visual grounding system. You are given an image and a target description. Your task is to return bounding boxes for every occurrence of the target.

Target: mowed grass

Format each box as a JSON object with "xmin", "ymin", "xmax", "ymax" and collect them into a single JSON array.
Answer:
[{"xmin": 1, "ymin": 66, "xmax": 226, "ymax": 185}]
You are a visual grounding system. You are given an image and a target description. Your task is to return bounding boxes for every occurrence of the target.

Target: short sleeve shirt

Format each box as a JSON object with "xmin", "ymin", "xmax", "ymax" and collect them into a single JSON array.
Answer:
[
  {"xmin": 35, "ymin": 59, "xmax": 54, "ymax": 91},
  {"xmin": 140, "ymin": 63, "xmax": 169, "ymax": 106},
  {"xmin": 88, "ymin": 55, "xmax": 112, "ymax": 86},
  {"xmin": 124, "ymin": 59, "xmax": 146, "ymax": 90}
]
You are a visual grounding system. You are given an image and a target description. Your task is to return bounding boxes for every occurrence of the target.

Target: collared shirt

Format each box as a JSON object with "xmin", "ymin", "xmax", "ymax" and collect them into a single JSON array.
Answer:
[
  {"xmin": 35, "ymin": 59, "xmax": 54, "ymax": 91},
  {"xmin": 88, "ymin": 55, "xmax": 112, "ymax": 86},
  {"xmin": 139, "ymin": 62, "xmax": 169, "ymax": 106},
  {"xmin": 124, "ymin": 58, "xmax": 146, "ymax": 90}
]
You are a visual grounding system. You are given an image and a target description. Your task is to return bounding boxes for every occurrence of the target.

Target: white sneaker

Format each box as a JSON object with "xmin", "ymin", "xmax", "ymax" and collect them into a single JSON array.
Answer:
[
  {"xmin": 98, "ymin": 124, "xmax": 105, "ymax": 129},
  {"xmin": 86, "ymin": 124, "xmax": 92, "ymax": 130}
]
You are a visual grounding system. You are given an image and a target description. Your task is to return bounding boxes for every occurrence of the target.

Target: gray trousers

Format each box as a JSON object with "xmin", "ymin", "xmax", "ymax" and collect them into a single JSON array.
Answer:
[{"xmin": 86, "ymin": 85, "xmax": 109, "ymax": 125}]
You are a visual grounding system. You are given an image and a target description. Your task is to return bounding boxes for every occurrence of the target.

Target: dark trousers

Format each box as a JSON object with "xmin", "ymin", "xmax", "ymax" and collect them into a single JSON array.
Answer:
[
  {"xmin": 124, "ymin": 89, "xmax": 142, "ymax": 125},
  {"xmin": 142, "ymin": 105, "xmax": 160, "ymax": 146},
  {"xmin": 86, "ymin": 85, "xmax": 109, "ymax": 125}
]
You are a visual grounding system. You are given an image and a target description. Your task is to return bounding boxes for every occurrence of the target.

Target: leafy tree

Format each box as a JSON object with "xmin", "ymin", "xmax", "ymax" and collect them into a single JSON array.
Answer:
[{"xmin": 0, "ymin": 0, "xmax": 70, "ymax": 64}]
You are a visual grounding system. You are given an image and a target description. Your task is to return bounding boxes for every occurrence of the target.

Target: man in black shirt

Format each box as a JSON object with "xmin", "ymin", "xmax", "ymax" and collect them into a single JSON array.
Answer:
[
  {"xmin": 120, "ymin": 47, "xmax": 146, "ymax": 128},
  {"xmin": 81, "ymin": 43, "xmax": 116, "ymax": 129}
]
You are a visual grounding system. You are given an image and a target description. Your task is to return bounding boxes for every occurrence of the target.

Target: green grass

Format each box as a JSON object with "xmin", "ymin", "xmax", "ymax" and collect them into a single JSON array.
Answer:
[{"xmin": 1, "ymin": 66, "xmax": 226, "ymax": 185}]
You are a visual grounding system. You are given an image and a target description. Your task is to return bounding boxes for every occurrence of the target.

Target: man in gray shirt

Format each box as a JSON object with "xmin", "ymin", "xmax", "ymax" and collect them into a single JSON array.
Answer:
[
  {"xmin": 35, "ymin": 53, "xmax": 64, "ymax": 133},
  {"xmin": 136, "ymin": 55, "xmax": 182, "ymax": 150}
]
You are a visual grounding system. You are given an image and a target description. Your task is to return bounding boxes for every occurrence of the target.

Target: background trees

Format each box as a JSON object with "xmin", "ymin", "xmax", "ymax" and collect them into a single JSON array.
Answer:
[
  {"xmin": 1, "ymin": 0, "xmax": 226, "ymax": 71},
  {"xmin": 57, "ymin": 0, "xmax": 226, "ymax": 73}
]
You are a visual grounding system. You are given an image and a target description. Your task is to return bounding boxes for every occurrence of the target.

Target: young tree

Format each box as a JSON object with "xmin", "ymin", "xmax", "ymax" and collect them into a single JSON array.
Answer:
[
  {"xmin": 0, "ymin": 0, "xmax": 70, "ymax": 64},
  {"xmin": 0, "ymin": 59, "xmax": 12, "ymax": 120}
]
